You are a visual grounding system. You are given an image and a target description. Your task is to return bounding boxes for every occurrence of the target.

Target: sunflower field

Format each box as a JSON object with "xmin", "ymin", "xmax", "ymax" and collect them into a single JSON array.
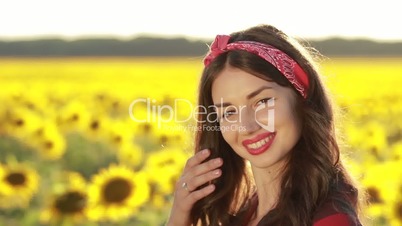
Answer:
[{"xmin": 0, "ymin": 57, "xmax": 401, "ymax": 226}]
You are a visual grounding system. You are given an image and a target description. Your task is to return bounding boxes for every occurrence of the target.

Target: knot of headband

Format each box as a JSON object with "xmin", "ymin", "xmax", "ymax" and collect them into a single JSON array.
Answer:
[{"xmin": 203, "ymin": 35, "xmax": 309, "ymax": 98}]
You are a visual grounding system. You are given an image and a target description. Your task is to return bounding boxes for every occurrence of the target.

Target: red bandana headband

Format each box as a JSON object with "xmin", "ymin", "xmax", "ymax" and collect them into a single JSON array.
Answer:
[{"xmin": 204, "ymin": 35, "xmax": 309, "ymax": 98}]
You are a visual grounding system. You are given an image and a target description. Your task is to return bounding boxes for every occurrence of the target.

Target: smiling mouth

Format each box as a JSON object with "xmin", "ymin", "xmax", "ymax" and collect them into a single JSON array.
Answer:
[{"xmin": 242, "ymin": 132, "xmax": 276, "ymax": 155}]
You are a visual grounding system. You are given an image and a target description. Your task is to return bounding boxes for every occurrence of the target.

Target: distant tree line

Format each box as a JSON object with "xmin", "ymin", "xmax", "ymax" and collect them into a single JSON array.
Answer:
[{"xmin": 0, "ymin": 36, "xmax": 401, "ymax": 57}]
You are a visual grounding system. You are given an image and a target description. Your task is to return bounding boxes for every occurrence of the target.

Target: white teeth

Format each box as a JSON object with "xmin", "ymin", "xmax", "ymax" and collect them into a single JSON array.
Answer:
[{"xmin": 247, "ymin": 134, "xmax": 274, "ymax": 150}]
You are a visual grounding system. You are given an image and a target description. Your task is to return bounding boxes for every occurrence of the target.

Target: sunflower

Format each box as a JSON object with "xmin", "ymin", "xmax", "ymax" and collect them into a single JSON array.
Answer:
[
  {"xmin": 16, "ymin": 91, "xmax": 50, "ymax": 114},
  {"xmin": 129, "ymin": 107, "xmax": 156, "ymax": 135},
  {"xmin": 41, "ymin": 189, "xmax": 88, "ymax": 225},
  {"xmin": 3, "ymin": 106, "xmax": 42, "ymax": 140},
  {"xmin": 30, "ymin": 121, "xmax": 66, "ymax": 160},
  {"xmin": 363, "ymin": 185, "xmax": 385, "ymax": 218},
  {"xmin": 0, "ymin": 103, "xmax": 7, "ymax": 134},
  {"xmin": 389, "ymin": 199, "xmax": 402, "ymax": 226},
  {"xmin": 362, "ymin": 161, "xmax": 401, "ymax": 219},
  {"xmin": 392, "ymin": 141, "xmax": 402, "ymax": 161},
  {"xmin": 144, "ymin": 147, "xmax": 189, "ymax": 195},
  {"xmin": 361, "ymin": 121, "xmax": 388, "ymax": 159},
  {"xmin": 143, "ymin": 148, "xmax": 189, "ymax": 210},
  {"xmin": 154, "ymin": 121, "xmax": 191, "ymax": 147},
  {"xmin": 57, "ymin": 101, "xmax": 91, "ymax": 133},
  {"xmin": 382, "ymin": 189, "xmax": 402, "ymax": 226},
  {"xmin": 87, "ymin": 164, "xmax": 150, "ymax": 222},
  {"xmin": 104, "ymin": 120, "xmax": 134, "ymax": 150},
  {"xmin": 84, "ymin": 114, "xmax": 111, "ymax": 142},
  {"xmin": 93, "ymin": 92, "xmax": 117, "ymax": 114},
  {"xmin": 40, "ymin": 172, "xmax": 88, "ymax": 224},
  {"xmin": 0, "ymin": 162, "xmax": 40, "ymax": 209},
  {"xmin": 116, "ymin": 143, "xmax": 144, "ymax": 167}
]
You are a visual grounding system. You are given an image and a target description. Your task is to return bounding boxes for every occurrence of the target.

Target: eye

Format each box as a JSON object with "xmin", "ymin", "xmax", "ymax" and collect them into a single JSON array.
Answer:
[
  {"xmin": 256, "ymin": 97, "xmax": 273, "ymax": 106},
  {"xmin": 221, "ymin": 110, "xmax": 237, "ymax": 120}
]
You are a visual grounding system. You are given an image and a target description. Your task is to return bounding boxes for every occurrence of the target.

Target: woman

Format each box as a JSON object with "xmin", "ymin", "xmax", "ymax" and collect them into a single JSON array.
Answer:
[{"xmin": 167, "ymin": 24, "xmax": 364, "ymax": 226}]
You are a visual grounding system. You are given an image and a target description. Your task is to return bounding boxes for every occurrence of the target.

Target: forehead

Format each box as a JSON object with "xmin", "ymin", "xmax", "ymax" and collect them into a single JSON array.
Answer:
[
  {"xmin": 211, "ymin": 66, "xmax": 298, "ymax": 105},
  {"xmin": 212, "ymin": 67, "xmax": 276, "ymax": 98}
]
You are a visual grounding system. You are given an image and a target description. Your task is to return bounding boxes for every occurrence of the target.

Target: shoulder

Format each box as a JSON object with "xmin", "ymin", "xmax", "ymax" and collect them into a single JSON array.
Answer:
[
  {"xmin": 313, "ymin": 213, "xmax": 354, "ymax": 226},
  {"xmin": 312, "ymin": 198, "xmax": 362, "ymax": 226}
]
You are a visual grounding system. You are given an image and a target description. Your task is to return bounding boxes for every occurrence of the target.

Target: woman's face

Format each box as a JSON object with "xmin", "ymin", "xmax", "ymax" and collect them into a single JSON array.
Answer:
[{"xmin": 211, "ymin": 66, "xmax": 302, "ymax": 169}]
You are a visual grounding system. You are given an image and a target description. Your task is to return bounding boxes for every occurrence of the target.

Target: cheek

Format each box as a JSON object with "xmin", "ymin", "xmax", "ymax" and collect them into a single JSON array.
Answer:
[
  {"xmin": 293, "ymin": 117, "xmax": 303, "ymax": 140},
  {"xmin": 220, "ymin": 129, "xmax": 245, "ymax": 157},
  {"xmin": 277, "ymin": 108, "xmax": 302, "ymax": 140},
  {"xmin": 254, "ymin": 108, "xmax": 275, "ymax": 129},
  {"xmin": 220, "ymin": 126, "xmax": 236, "ymax": 145}
]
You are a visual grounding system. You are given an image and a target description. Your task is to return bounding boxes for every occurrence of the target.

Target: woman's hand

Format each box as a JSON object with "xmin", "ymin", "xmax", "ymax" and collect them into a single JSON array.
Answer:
[{"xmin": 166, "ymin": 149, "xmax": 223, "ymax": 226}]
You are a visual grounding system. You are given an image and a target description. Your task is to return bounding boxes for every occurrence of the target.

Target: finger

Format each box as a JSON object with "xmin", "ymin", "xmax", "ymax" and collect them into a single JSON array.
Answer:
[
  {"xmin": 186, "ymin": 168, "xmax": 221, "ymax": 191},
  {"xmin": 185, "ymin": 184, "xmax": 215, "ymax": 205},
  {"xmin": 184, "ymin": 149, "xmax": 210, "ymax": 171},
  {"xmin": 183, "ymin": 158, "xmax": 222, "ymax": 191},
  {"xmin": 188, "ymin": 157, "xmax": 223, "ymax": 178}
]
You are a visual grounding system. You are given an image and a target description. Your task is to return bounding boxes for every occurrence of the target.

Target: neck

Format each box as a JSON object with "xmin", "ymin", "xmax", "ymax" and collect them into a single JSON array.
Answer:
[{"xmin": 250, "ymin": 163, "xmax": 285, "ymax": 221}]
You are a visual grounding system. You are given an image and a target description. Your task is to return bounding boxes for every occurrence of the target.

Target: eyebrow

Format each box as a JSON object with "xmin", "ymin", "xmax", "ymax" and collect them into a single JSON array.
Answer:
[{"xmin": 213, "ymin": 86, "xmax": 272, "ymax": 108}]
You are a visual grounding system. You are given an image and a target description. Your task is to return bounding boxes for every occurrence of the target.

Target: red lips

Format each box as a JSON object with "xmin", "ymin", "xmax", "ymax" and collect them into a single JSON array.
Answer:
[{"xmin": 242, "ymin": 132, "xmax": 276, "ymax": 155}]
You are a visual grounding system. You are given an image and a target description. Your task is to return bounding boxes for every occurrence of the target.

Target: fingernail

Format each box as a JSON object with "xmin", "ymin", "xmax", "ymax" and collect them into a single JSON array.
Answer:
[
  {"xmin": 213, "ymin": 169, "xmax": 221, "ymax": 176},
  {"xmin": 214, "ymin": 158, "xmax": 222, "ymax": 165},
  {"xmin": 201, "ymin": 149, "xmax": 210, "ymax": 155}
]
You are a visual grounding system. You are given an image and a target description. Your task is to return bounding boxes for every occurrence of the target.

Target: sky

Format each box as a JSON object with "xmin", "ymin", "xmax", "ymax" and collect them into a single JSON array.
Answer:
[{"xmin": 1, "ymin": 0, "xmax": 401, "ymax": 42}]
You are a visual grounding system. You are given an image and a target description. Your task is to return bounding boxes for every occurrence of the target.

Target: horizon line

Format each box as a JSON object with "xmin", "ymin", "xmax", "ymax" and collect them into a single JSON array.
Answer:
[{"xmin": 1, "ymin": 34, "xmax": 402, "ymax": 43}]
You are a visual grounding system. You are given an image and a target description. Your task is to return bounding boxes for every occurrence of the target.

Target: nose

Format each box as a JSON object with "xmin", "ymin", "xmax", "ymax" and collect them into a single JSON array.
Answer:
[{"xmin": 238, "ymin": 108, "xmax": 260, "ymax": 135}]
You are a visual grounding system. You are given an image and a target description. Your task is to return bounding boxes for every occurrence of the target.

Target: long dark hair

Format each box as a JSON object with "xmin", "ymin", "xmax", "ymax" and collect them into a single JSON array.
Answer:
[{"xmin": 191, "ymin": 24, "xmax": 362, "ymax": 226}]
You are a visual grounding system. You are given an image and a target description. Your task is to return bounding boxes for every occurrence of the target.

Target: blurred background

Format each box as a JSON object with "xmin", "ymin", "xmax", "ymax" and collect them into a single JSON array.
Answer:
[{"xmin": 0, "ymin": 0, "xmax": 401, "ymax": 225}]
